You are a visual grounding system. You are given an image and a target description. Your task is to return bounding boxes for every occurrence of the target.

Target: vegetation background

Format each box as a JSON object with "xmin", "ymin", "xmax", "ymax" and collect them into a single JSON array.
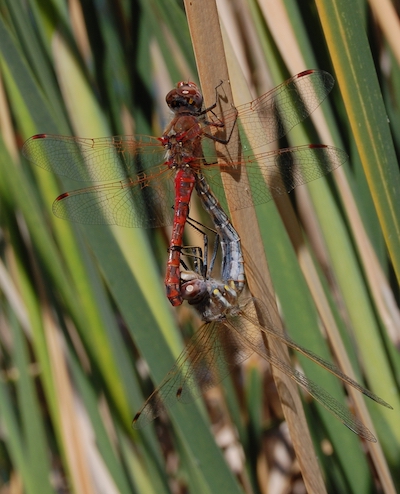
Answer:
[{"xmin": 0, "ymin": 0, "xmax": 399, "ymax": 492}]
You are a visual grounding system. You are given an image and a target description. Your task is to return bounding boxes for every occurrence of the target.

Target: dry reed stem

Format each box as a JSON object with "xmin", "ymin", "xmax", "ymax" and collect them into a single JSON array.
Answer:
[{"xmin": 183, "ymin": 1, "xmax": 326, "ymax": 491}]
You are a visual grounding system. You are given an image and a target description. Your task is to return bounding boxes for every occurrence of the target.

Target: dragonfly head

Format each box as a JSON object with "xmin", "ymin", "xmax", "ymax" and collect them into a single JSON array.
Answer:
[
  {"xmin": 180, "ymin": 276, "xmax": 209, "ymax": 305},
  {"xmin": 166, "ymin": 82, "xmax": 203, "ymax": 114}
]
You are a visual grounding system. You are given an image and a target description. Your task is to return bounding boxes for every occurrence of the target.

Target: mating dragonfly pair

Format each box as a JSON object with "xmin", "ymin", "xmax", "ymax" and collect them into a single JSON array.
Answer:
[{"xmin": 22, "ymin": 70, "xmax": 391, "ymax": 441}]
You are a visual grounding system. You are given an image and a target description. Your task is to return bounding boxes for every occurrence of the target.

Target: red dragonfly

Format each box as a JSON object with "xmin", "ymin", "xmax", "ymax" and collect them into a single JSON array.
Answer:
[{"xmin": 22, "ymin": 69, "xmax": 347, "ymax": 306}]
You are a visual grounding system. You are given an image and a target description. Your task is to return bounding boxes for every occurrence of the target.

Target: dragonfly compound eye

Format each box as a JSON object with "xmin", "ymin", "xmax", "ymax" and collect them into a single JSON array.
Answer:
[
  {"xmin": 166, "ymin": 82, "xmax": 203, "ymax": 111},
  {"xmin": 181, "ymin": 279, "xmax": 208, "ymax": 303}
]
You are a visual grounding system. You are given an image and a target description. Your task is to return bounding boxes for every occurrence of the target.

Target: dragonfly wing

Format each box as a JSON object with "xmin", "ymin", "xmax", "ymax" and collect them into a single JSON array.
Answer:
[
  {"xmin": 203, "ymin": 144, "xmax": 348, "ymax": 212},
  {"xmin": 235, "ymin": 70, "xmax": 335, "ymax": 150},
  {"xmin": 242, "ymin": 298, "xmax": 392, "ymax": 408},
  {"xmin": 263, "ymin": 348, "xmax": 378, "ymax": 441},
  {"xmin": 22, "ymin": 134, "xmax": 165, "ymax": 182},
  {"xmin": 52, "ymin": 167, "xmax": 176, "ymax": 228},
  {"xmin": 227, "ymin": 298, "xmax": 379, "ymax": 441},
  {"xmin": 133, "ymin": 321, "xmax": 218, "ymax": 429},
  {"xmin": 201, "ymin": 70, "xmax": 334, "ymax": 152},
  {"xmin": 132, "ymin": 318, "xmax": 256, "ymax": 429}
]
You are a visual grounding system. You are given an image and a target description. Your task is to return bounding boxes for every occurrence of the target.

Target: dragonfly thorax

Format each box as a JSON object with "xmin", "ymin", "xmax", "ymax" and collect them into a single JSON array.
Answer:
[{"xmin": 161, "ymin": 115, "xmax": 205, "ymax": 170}]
